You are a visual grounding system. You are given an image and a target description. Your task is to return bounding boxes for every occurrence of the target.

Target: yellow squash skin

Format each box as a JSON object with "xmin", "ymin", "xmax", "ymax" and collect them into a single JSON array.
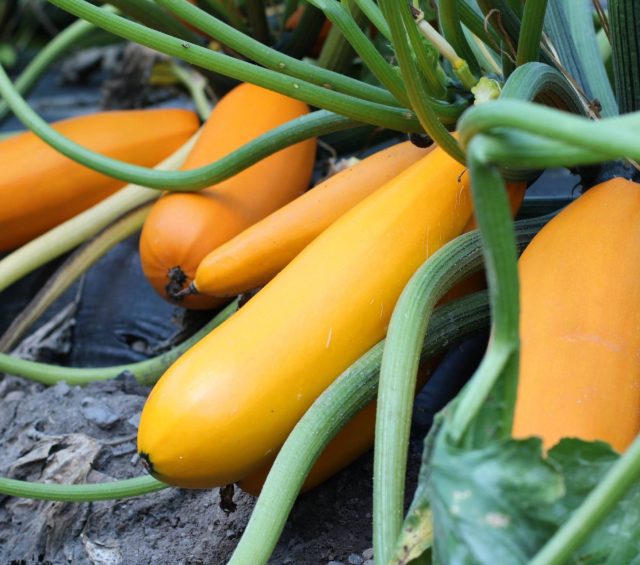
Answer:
[
  {"xmin": 137, "ymin": 145, "xmax": 473, "ymax": 488},
  {"xmin": 514, "ymin": 178, "xmax": 640, "ymax": 453},
  {"xmin": 238, "ymin": 183, "xmax": 528, "ymax": 495},
  {"xmin": 193, "ymin": 141, "xmax": 432, "ymax": 297}
]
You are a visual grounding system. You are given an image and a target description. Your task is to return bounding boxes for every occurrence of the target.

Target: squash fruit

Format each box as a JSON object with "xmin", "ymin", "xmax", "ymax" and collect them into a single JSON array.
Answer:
[
  {"xmin": 193, "ymin": 141, "xmax": 432, "ymax": 297},
  {"xmin": 238, "ymin": 183, "xmax": 526, "ymax": 495},
  {"xmin": 138, "ymin": 83, "xmax": 316, "ymax": 309},
  {"xmin": 0, "ymin": 108, "xmax": 198, "ymax": 252},
  {"xmin": 137, "ymin": 144, "xmax": 473, "ymax": 488},
  {"xmin": 514, "ymin": 178, "xmax": 640, "ymax": 452}
]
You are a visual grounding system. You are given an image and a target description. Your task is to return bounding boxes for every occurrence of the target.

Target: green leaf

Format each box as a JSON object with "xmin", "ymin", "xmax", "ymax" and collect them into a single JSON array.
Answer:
[
  {"xmin": 545, "ymin": 440, "xmax": 640, "ymax": 564},
  {"xmin": 411, "ymin": 419, "xmax": 640, "ymax": 564},
  {"xmin": 427, "ymin": 418, "xmax": 563, "ymax": 564}
]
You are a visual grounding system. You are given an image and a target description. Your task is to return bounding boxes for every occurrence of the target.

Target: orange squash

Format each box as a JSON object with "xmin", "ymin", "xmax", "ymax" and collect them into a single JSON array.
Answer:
[
  {"xmin": 238, "ymin": 182, "xmax": 526, "ymax": 495},
  {"xmin": 193, "ymin": 141, "xmax": 432, "ymax": 297},
  {"xmin": 514, "ymin": 178, "xmax": 640, "ymax": 452},
  {"xmin": 137, "ymin": 144, "xmax": 473, "ymax": 488},
  {"xmin": 0, "ymin": 109, "xmax": 198, "ymax": 252},
  {"xmin": 139, "ymin": 83, "xmax": 316, "ymax": 309}
]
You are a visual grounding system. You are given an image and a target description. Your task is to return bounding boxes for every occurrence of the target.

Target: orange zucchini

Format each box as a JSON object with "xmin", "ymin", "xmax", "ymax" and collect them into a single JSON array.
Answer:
[
  {"xmin": 514, "ymin": 178, "xmax": 640, "ymax": 452},
  {"xmin": 194, "ymin": 141, "xmax": 432, "ymax": 297},
  {"xmin": 137, "ymin": 144, "xmax": 473, "ymax": 488},
  {"xmin": 238, "ymin": 182, "xmax": 527, "ymax": 495},
  {"xmin": 138, "ymin": 83, "xmax": 316, "ymax": 309},
  {"xmin": 0, "ymin": 109, "xmax": 198, "ymax": 252}
]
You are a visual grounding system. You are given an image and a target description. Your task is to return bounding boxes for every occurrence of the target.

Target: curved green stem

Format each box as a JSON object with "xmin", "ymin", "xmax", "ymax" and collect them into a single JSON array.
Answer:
[
  {"xmin": 0, "ymin": 67, "xmax": 358, "ymax": 189},
  {"xmin": 156, "ymin": 0, "xmax": 397, "ymax": 106},
  {"xmin": 439, "ymin": 0, "xmax": 480, "ymax": 76},
  {"xmin": 448, "ymin": 136, "xmax": 520, "ymax": 443},
  {"xmin": 230, "ymin": 291, "xmax": 493, "ymax": 565},
  {"xmin": 0, "ymin": 299, "xmax": 238, "ymax": 386},
  {"xmin": 350, "ymin": 0, "xmax": 391, "ymax": 42},
  {"xmin": 0, "ymin": 475, "xmax": 166, "ymax": 501},
  {"xmin": 458, "ymin": 100, "xmax": 640, "ymax": 159},
  {"xmin": 530, "ymin": 434, "xmax": 640, "ymax": 565},
  {"xmin": 516, "ymin": 0, "xmax": 548, "ymax": 66},
  {"xmin": 0, "ymin": 16, "xmax": 99, "ymax": 124},
  {"xmin": 0, "ymin": 206, "xmax": 151, "ymax": 353},
  {"xmin": 403, "ymin": 2, "xmax": 449, "ymax": 101},
  {"xmin": 379, "ymin": 0, "xmax": 464, "ymax": 163},
  {"xmin": 371, "ymin": 211, "xmax": 550, "ymax": 564},
  {"xmin": 46, "ymin": 0, "xmax": 431, "ymax": 132},
  {"xmin": 460, "ymin": 128, "xmax": 609, "ymax": 170},
  {"xmin": 373, "ymin": 233, "xmax": 482, "ymax": 564},
  {"xmin": 305, "ymin": 0, "xmax": 409, "ymax": 106}
]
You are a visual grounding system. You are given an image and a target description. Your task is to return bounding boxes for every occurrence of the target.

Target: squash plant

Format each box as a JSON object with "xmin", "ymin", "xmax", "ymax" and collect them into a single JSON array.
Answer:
[{"xmin": 1, "ymin": 1, "xmax": 640, "ymax": 564}]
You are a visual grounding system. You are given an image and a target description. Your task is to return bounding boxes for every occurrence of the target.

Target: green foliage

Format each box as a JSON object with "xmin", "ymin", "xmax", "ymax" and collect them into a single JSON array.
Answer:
[{"xmin": 403, "ymin": 412, "xmax": 640, "ymax": 564}]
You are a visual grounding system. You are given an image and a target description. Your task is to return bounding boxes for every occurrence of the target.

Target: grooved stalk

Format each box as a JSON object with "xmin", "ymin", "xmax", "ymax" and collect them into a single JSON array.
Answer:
[{"xmin": 610, "ymin": 0, "xmax": 640, "ymax": 113}]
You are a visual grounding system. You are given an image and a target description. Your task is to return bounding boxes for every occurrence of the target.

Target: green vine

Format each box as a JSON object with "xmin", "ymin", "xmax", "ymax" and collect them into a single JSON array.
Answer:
[
  {"xmin": 0, "ymin": 69, "xmax": 358, "ymax": 190},
  {"xmin": 0, "ymin": 475, "xmax": 166, "ymax": 502},
  {"xmin": 46, "ymin": 0, "xmax": 430, "ymax": 131},
  {"xmin": 0, "ymin": 300, "xmax": 238, "ymax": 386},
  {"xmin": 156, "ymin": 0, "xmax": 397, "ymax": 106},
  {"xmin": 0, "ymin": 15, "xmax": 99, "ymax": 124},
  {"xmin": 231, "ymin": 291, "xmax": 494, "ymax": 565}
]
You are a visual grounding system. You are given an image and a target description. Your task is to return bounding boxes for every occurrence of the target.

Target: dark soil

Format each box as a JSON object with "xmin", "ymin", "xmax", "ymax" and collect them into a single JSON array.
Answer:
[{"xmin": 0, "ymin": 332, "xmax": 489, "ymax": 565}]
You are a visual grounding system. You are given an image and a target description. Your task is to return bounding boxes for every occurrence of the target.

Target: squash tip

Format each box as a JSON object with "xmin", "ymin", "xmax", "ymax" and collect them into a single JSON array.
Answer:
[
  {"xmin": 164, "ymin": 266, "xmax": 195, "ymax": 303},
  {"xmin": 139, "ymin": 451, "xmax": 155, "ymax": 475}
]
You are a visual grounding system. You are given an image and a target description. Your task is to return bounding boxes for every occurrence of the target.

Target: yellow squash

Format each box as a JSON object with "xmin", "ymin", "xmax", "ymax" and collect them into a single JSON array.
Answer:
[
  {"xmin": 514, "ymin": 178, "xmax": 640, "ymax": 452},
  {"xmin": 137, "ymin": 145, "xmax": 473, "ymax": 488},
  {"xmin": 192, "ymin": 141, "xmax": 432, "ymax": 297}
]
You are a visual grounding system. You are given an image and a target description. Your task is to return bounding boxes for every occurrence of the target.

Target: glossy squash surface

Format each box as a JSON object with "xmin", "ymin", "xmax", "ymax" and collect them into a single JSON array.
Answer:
[
  {"xmin": 0, "ymin": 108, "xmax": 198, "ymax": 252},
  {"xmin": 139, "ymin": 83, "xmax": 316, "ymax": 309},
  {"xmin": 137, "ymin": 145, "xmax": 473, "ymax": 488},
  {"xmin": 194, "ymin": 141, "xmax": 431, "ymax": 297}
]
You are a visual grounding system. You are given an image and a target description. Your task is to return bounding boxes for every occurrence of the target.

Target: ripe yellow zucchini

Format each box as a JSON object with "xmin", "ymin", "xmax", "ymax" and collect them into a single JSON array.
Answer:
[
  {"xmin": 137, "ymin": 145, "xmax": 473, "ymax": 488},
  {"xmin": 193, "ymin": 141, "xmax": 431, "ymax": 297}
]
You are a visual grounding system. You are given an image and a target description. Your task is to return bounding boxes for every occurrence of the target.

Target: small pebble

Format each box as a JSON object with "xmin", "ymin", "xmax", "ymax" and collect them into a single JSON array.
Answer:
[
  {"xmin": 81, "ymin": 398, "xmax": 120, "ymax": 429},
  {"xmin": 362, "ymin": 548, "xmax": 374, "ymax": 560},
  {"xmin": 348, "ymin": 554, "xmax": 363, "ymax": 565},
  {"xmin": 327, "ymin": 561, "xmax": 345, "ymax": 565},
  {"xmin": 111, "ymin": 442, "xmax": 136, "ymax": 457},
  {"xmin": 52, "ymin": 382, "xmax": 70, "ymax": 397},
  {"xmin": 117, "ymin": 371, "xmax": 151, "ymax": 396},
  {"xmin": 127, "ymin": 413, "xmax": 141, "ymax": 429},
  {"xmin": 4, "ymin": 390, "xmax": 25, "ymax": 402},
  {"xmin": 364, "ymin": 560, "xmax": 374, "ymax": 565}
]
